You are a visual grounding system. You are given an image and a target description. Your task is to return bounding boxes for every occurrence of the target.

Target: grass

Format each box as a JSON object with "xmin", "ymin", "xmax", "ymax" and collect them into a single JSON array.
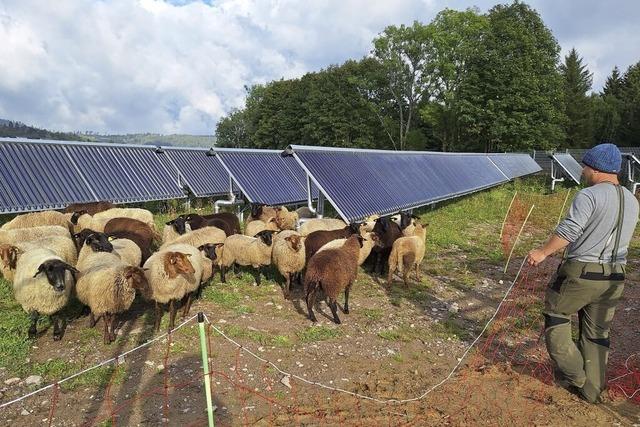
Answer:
[
  {"xmin": 361, "ymin": 308, "xmax": 384, "ymax": 321},
  {"xmin": 297, "ymin": 325, "xmax": 341, "ymax": 343},
  {"xmin": 223, "ymin": 324, "xmax": 292, "ymax": 348},
  {"xmin": 431, "ymin": 315, "xmax": 470, "ymax": 341}
]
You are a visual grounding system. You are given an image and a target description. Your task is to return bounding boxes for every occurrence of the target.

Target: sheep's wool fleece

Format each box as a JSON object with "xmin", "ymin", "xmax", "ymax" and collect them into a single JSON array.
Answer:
[
  {"xmin": 317, "ymin": 232, "xmax": 376, "ymax": 265},
  {"xmin": 159, "ymin": 226, "xmax": 225, "ymax": 251},
  {"xmin": 299, "ymin": 218, "xmax": 346, "ymax": 236},
  {"xmin": 272, "ymin": 230, "xmax": 305, "ymax": 274},
  {"xmin": 143, "ymin": 243, "xmax": 202, "ymax": 303},
  {"xmin": 0, "ymin": 226, "xmax": 70, "ymax": 246},
  {"xmin": 2, "ymin": 236, "xmax": 78, "ymax": 282},
  {"xmin": 76, "ymin": 264, "xmax": 136, "ymax": 315},
  {"xmin": 1, "ymin": 211, "xmax": 70, "ymax": 231},
  {"xmin": 162, "ymin": 223, "xmax": 191, "ymax": 245},
  {"xmin": 112, "ymin": 238, "xmax": 142, "ymax": 266},
  {"xmin": 77, "ymin": 247, "xmax": 121, "ymax": 272},
  {"xmin": 222, "ymin": 234, "xmax": 272, "ymax": 268},
  {"xmin": 13, "ymin": 249, "xmax": 73, "ymax": 315}
]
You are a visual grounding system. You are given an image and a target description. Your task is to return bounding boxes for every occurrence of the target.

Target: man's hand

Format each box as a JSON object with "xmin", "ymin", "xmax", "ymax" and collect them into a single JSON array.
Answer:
[{"xmin": 527, "ymin": 248, "xmax": 547, "ymax": 266}]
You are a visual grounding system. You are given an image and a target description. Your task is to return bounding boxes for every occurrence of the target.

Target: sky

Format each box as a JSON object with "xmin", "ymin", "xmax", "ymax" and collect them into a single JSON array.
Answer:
[{"xmin": 0, "ymin": 0, "xmax": 638, "ymax": 135}]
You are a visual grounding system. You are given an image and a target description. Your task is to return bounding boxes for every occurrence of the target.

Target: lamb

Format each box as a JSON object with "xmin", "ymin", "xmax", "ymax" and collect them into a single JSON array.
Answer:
[
  {"xmin": 163, "ymin": 217, "xmax": 191, "ymax": 244},
  {"xmin": 271, "ymin": 230, "xmax": 305, "ymax": 299},
  {"xmin": 317, "ymin": 231, "xmax": 380, "ymax": 266},
  {"xmin": 182, "ymin": 212, "xmax": 241, "ymax": 235},
  {"xmin": 244, "ymin": 217, "xmax": 278, "ymax": 236},
  {"xmin": 1, "ymin": 211, "xmax": 73, "ymax": 232},
  {"xmin": 304, "ymin": 234, "xmax": 364, "ymax": 324},
  {"xmin": 369, "ymin": 216, "xmax": 403, "ymax": 275},
  {"xmin": 13, "ymin": 247, "xmax": 78, "ymax": 340},
  {"xmin": 0, "ymin": 236, "xmax": 77, "ymax": 282},
  {"xmin": 0, "ymin": 225, "xmax": 71, "ymax": 246},
  {"xmin": 274, "ymin": 207, "xmax": 299, "ymax": 230},
  {"xmin": 159, "ymin": 226, "xmax": 226, "ymax": 251},
  {"xmin": 298, "ymin": 218, "xmax": 347, "ymax": 236},
  {"xmin": 387, "ymin": 223, "xmax": 428, "ymax": 288},
  {"xmin": 304, "ymin": 224, "xmax": 360, "ymax": 263},
  {"xmin": 63, "ymin": 201, "xmax": 115, "ymax": 215},
  {"xmin": 218, "ymin": 230, "xmax": 275, "ymax": 285},
  {"xmin": 71, "ymin": 208, "xmax": 154, "ymax": 233},
  {"xmin": 75, "ymin": 263, "xmax": 150, "ymax": 344},
  {"xmin": 143, "ymin": 243, "xmax": 203, "ymax": 331}
]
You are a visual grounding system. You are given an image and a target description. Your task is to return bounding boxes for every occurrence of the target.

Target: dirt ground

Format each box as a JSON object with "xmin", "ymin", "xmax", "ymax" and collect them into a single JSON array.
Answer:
[{"xmin": 1, "ymin": 187, "xmax": 639, "ymax": 426}]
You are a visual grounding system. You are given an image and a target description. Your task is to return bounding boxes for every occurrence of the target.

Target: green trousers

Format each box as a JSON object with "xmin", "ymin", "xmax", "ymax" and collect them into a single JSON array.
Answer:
[{"xmin": 543, "ymin": 260, "xmax": 625, "ymax": 403}]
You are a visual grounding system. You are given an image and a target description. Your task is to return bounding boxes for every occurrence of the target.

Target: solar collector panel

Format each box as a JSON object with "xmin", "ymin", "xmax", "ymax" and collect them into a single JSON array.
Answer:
[
  {"xmin": 488, "ymin": 154, "xmax": 542, "ymax": 179},
  {"xmin": 552, "ymin": 153, "xmax": 582, "ymax": 184},
  {"xmin": 162, "ymin": 148, "xmax": 230, "ymax": 197}
]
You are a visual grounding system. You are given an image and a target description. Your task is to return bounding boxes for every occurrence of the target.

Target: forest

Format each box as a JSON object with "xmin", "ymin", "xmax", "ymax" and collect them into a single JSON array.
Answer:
[{"xmin": 215, "ymin": 2, "xmax": 640, "ymax": 153}]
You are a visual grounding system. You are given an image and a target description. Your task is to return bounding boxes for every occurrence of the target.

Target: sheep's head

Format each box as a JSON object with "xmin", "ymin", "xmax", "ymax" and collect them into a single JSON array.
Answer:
[
  {"xmin": 70, "ymin": 210, "xmax": 88, "ymax": 225},
  {"xmin": 285, "ymin": 235, "xmax": 302, "ymax": 252},
  {"xmin": 250, "ymin": 203, "xmax": 264, "ymax": 219},
  {"xmin": 181, "ymin": 213, "xmax": 199, "ymax": 222},
  {"xmin": 33, "ymin": 260, "xmax": 78, "ymax": 292},
  {"xmin": 163, "ymin": 251, "xmax": 195, "ymax": 279},
  {"xmin": 124, "ymin": 266, "xmax": 151, "ymax": 300},
  {"xmin": 85, "ymin": 232, "xmax": 113, "ymax": 253},
  {"xmin": 73, "ymin": 229, "xmax": 97, "ymax": 249},
  {"xmin": 373, "ymin": 217, "xmax": 391, "ymax": 234},
  {"xmin": 347, "ymin": 223, "xmax": 360, "ymax": 235},
  {"xmin": 368, "ymin": 232, "xmax": 382, "ymax": 247},
  {"xmin": 255, "ymin": 230, "xmax": 274, "ymax": 246},
  {"xmin": 166, "ymin": 217, "xmax": 187, "ymax": 234},
  {"xmin": 0, "ymin": 244, "xmax": 22, "ymax": 269},
  {"xmin": 198, "ymin": 243, "xmax": 220, "ymax": 261}
]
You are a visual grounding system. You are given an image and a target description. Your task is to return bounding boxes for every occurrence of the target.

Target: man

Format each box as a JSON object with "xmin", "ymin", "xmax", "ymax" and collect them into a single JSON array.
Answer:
[{"xmin": 527, "ymin": 143, "xmax": 639, "ymax": 403}]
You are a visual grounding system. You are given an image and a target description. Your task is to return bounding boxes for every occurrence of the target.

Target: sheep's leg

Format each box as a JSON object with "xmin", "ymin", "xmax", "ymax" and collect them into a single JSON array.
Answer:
[
  {"xmin": 154, "ymin": 302, "xmax": 163, "ymax": 332},
  {"xmin": 343, "ymin": 284, "xmax": 351, "ymax": 314},
  {"xmin": 28, "ymin": 311, "xmax": 39, "ymax": 339},
  {"xmin": 329, "ymin": 300, "xmax": 341, "ymax": 324},
  {"xmin": 374, "ymin": 253, "xmax": 382, "ymax": 275},
  {"xmin": 103, "ymin": 313, "xmax": 111, "ymax": 345},
  {"xmin": 220, "ymin": 266, "xmax": 226, "ymax": 283},
  {"xmin": 182, "ymin": 293, "xmax": 193, "ymax": 318},
  {"xmin": 168, "ymin": 300, "xmax": 177, "ymax": 331},
  {"xmin": 88, "ymin": 312, "xmax": 98, "ymax": 328},
  {"xmin": 109, "ymin": 313, "xmax": 118, "ymax": 343},
  {"xmin": 387, "ymin": 265, "xmax": 394, "ymax": 287},
  {"xmin": 306, "ymin": 287, "xmax": 317, "ymax": 323},
  {"xmin": 253, "ymin": 268, "xmax": 262, "ymax": 286},
  {"xmin": 415, "ymin": 264, "xmax": 420, "ymax": 282},
  {"xmin": 283, "ymin": 273, "xmax": 291, "ymax": 299},
  {"xmin": 52, "ymin": 315, "xmax": 62, "ymax": 341},
  {"xmin": 403, "ymin": 269, "xmax": 410, "ymax": 288}
]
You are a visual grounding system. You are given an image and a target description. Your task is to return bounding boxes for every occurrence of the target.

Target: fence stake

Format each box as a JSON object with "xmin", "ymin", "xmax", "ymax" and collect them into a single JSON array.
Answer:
[
  {"xmin": 499, "ymin": 191, "xmax": 518, "ymax": 239},
  {"xmin": 198, "ymin": 312, "xmax": 215, "ymax": 427},
  {"xmin": 504, "ymin": 204, "xmax": 535, "ymax": 274}
]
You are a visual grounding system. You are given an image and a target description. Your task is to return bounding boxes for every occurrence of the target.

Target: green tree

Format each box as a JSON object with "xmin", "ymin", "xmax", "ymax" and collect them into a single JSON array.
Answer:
[
  {"xmin": 619, "ymin": 62, "xmax": 640, "ymax": 146},
  {"xmin": 458, "ymin": 1, "xmax": 565, "ymax": 152},
  {"xmin": 419, "ymin": 8, "xmax": 487, "ymax": 151},
  {"xmin": 214, "ymin": 108, "xmax": 248, "ymax": 148},
  {"xmin": 369, "ymin": 21, "xmax": 435, "ymax": 150},
  {"xmin": 603, "ymin": 66, "xmax": 623, "ymax": 97},
  {"xmin": 559, "ymin": 48, "xmax": 593, "ymax": 148}
]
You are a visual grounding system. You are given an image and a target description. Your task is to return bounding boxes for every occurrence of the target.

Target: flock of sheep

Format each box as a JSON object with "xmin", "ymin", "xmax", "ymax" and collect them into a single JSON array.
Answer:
[{"xmin": 0, "ymin": 201, "xmax": 428, "ymax": 344}]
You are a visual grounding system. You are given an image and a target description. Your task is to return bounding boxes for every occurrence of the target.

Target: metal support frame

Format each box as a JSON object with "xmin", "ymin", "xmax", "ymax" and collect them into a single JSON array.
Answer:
[
  {"xmin": 550, "ymin": 159, "xmax": 565, "ymax": 192},
  {"xmin": 213, "ymin": 176, "xmax": 244, "ymax": 222},
  {"xmin": 625, "ymin": 154, "xmax": 640, "ymax": 194}
]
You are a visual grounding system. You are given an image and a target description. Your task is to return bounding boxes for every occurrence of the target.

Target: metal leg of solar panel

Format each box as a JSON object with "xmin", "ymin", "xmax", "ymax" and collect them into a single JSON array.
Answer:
[{"xmin": 550, "ymin": 161, "xmax": 565, "ymax": 192}]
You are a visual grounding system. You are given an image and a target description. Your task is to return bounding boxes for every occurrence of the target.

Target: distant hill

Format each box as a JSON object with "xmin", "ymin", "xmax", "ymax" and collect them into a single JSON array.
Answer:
[
  {"xmin": 0, "ymin": 119, "xmax": 90, "ymax": 141},
  {"xmin": 0, "ymin": 119, "xmax": 216, "ymax": 147}
]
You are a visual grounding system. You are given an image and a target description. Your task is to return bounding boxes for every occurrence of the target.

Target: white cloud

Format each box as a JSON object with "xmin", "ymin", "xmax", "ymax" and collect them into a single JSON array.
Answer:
[{"xmin": 0, "ymin": 0, "xmax": 637, "ymax": 134}]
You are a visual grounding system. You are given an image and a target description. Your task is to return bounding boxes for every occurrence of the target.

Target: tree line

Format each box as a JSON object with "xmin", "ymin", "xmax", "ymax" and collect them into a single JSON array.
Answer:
[{"xmin": 216, "ymin": 2, "xmax": 640, "ymax": 152}]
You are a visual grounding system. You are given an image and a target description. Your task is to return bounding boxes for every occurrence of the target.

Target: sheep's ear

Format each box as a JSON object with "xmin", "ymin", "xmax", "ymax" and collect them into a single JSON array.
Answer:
[
  {"xmin": 64, "ymin": 264, "xmax": 79, "ymax": 277},
  {"xmin": 166, "ymin": 219, "xmax": 175, "ymax": 225},
  {"xmin": 143, "ymin": 267, "xmax": 150, "ymax": 272},
  {"xmin": 184, "ymin": 253, "xmax": 192, "ymax": 257},
  {"xmin": 197, "ymin": 244, "xmax": 206, "ymax": 251},
  {"xmin": 33, "ymin": 264, "xmax": 46, "ymax": 278},
  {"xmin": 107, "ymin": 235, "xmax": 115, "ymax": 242}
]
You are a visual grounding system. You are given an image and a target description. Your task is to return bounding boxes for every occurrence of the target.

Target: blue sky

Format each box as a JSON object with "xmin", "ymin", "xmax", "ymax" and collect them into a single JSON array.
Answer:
[{"xmin": 0, "ymin": 0, "xmax": 638, "ymax": 135}]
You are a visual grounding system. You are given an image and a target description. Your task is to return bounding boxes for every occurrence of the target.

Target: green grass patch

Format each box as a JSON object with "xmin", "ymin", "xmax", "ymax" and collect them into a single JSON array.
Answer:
[
  {"xmin": 297, "ymin": 325, "xmax": 341, "ymax": 343},
  {"xmin": 223, "ymin": 325, "xmax": 292, "ymax": 348},
  {"xmin": 362, "ymin": 308, "xmax": 384, "ymax": 321},
  {"xmin": 431, "ymin": 315, "xmax": 469, "ymax": 341},
  {"xmin": 63, "ymin": 365, "xmax": 127, "ymax": 391}
]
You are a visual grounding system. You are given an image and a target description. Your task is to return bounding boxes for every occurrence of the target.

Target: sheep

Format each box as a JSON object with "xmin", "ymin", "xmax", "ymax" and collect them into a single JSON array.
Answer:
[
  {"xmin": 159, "ymin": 226, "xmax": 226, "ymax": 251},
  {"xmin": 182, "ymin": 212, "xmax": 241, "ymax": 235},
  {"xmin": 0, "ymin": 225, "xmax": 71, "ymax": 246},
  {"xmin": 0, "ymin": 236, "xmax": 77, "ymax": 282},
  {"xmin": 304, "ymin": 234, "xmax": 364, "ymax": 324},
  {"xmin": 104, "ymin": 217, "xmax": 160, "ymax": 242},
  {"xmin": 198, "ymin": 243, "xmax": 224, "ymax": 290},
  {"xmin": 1, "ymin": 210, "xmax": 73, "ymax": 232},
  {"xmin": 317, "ymin": 231, "xmax": 380, "ymax": 266},
  {"xmin": 387, "ymin": 222, "xmax": 428, "ymax": 288},
  {"xmin": 361, "ymin": 214, "xmax": 380, "ymax": 232},
  {"xmin": 75, "ymin": 232, "xmax": 118, "ymax": 271},
  {"xmin": 218, "ymin": 230, "xmax": 275, "ymax": 285},
  {"xmin": 111, "ymin": 237, "xmax": 142, "ymax": 267},
  {"xmin": 63, "ymin": 201, "xmax": 115, "ymax": 215},
  {"xmin": 71, "ymin": 208, "xmax": 154, "ymax": 233},
  {"xmin": 75, "ymin": 263, "xmax": 150, "ymax": 344},
  {"xmin": 368, "ymin": 216, "xmax": 403, "ymax": 275},
  {"xmin": 295, "ymin": 206, "xmax": 316, "ymax": 219},
  {"xmin": 143, "ymin": 243, "xmax": 203, "ymax": 331},
  {"xmin": 244, "ymin": 217, "xmax": 279, "ymax": 236},
  {"xmin": 299, "ymin": 218, "xmax": 347, "ymax": 236},
  {"xmin": 304, "ymin": 224, "xmax": 360, "ymax": 263},
  {"xmin": 271, "ymin": 230, "xmax": 305, "ymax": 299},
  {"xmin": 163, "ymin": 217, "xmax": 192, "ymax": 244},
  {"xmin": 13, "ymin": 248, "xmax": 78, "ymax": 340},
  {"xmin": 105, "ymin": 229, "xmax": 153, "ymax": 263},
  {"xmin": 247, "ymin": 204, "xmax": 279, "ymax": 223},
  {"xmin": 275, "ymin": 208, "xmax": 299, "ymax": 231}
]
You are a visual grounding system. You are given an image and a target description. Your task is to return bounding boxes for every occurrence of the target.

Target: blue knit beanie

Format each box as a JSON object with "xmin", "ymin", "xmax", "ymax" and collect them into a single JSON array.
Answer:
[{"xmin": 581, "ymin": 143, "xmax": 622, "ymax": 174}]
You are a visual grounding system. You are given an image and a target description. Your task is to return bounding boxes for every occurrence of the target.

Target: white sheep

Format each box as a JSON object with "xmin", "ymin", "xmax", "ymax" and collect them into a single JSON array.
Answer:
[
  {"xmin": 244, "ymin": 218, "xmax": 278, "ymax": 236},
  {"xmin": 0, "ymin": 236, "xmax": 77, "ymax": 282},
  {"xmin": 75, "ymin": 262, "xmax": 150, "ymax": 344},
  {"xmin": 111, "ymin": 237, "xmax": 142, "ymax": 267},
  {"xmin": 274, "ymin": 207, "xmax": 299, "ymax": 230},
  {"xmin": 0, "ymin": 225, "xmax": 71, "ymax": 246},
  {"xmin": 162, "ymin": 221, "xmax": 192, "ymax": 245},
  {"xmin": 271, "ymin": 230, "xmax": 305, "ymax": 299},
  {"xmin": 143, "ymin": 243, "xmax": 203, "ymax": 331},
  {"xmin": 13, "ymin": 248, "xmax": 78, "ymax": 340},
  {"xmin": 317, "ymin": 231, "xmax": 380, "ymax": 266},
  {"xmin": 298, "ymin": 218, "xmax": 346, "ymax": 236},
  {"xmin": 72, "ymin": 208, "xmax": 154, "ymax": 233},
  {"xmin": 219, "ymin": 230, "xmax": 275, "ymax": 285},
  {"xmin": 1, "ymin": 210, "xmax": 72, "ymax": 231},
  {"xmin": 158, "ymin": 226, "xmax": 226, "ymax": 251},
  {"xmin": 387, "ymin": 223, "xmax": 428, "ymax": 288}
]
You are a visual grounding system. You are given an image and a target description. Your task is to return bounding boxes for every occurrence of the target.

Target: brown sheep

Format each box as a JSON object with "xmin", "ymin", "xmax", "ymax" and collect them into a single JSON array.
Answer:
[
  {"xmin": 247, "ymin": 204, "xmax": 279, "ymax": 223},
  {"xmin": 304, "ymin": 234, "xmax": 364, "ymax": 324},
  {"xmin": 63, "ymin": 201, "xmax": 115, "ymax": 215},
  {"xmin": 103, "ymin": 217, "xmax": 159, "ymax": 262},
  {"xmin": 185, "ymin": 214, "xmax": 235, "ymax": 236},
  {"xmin": 304, "ymin": 224, "xmax": 360, "ymax": 263},
  {"xmin": 182, "ymin": 212, "xmax": 241, "ymax": 235}
]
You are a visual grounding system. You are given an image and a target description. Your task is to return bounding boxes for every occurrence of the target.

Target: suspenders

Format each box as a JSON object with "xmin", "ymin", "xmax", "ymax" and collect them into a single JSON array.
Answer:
[{"xmin": 598, "ymin": 184, "xmax": 625, "ymax": 264}]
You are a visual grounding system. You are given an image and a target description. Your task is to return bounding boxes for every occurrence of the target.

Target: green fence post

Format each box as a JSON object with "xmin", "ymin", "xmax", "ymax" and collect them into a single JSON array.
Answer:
[{"xmin": 198, "ymin": 312, "xmax": 215, "ymax": 427}]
